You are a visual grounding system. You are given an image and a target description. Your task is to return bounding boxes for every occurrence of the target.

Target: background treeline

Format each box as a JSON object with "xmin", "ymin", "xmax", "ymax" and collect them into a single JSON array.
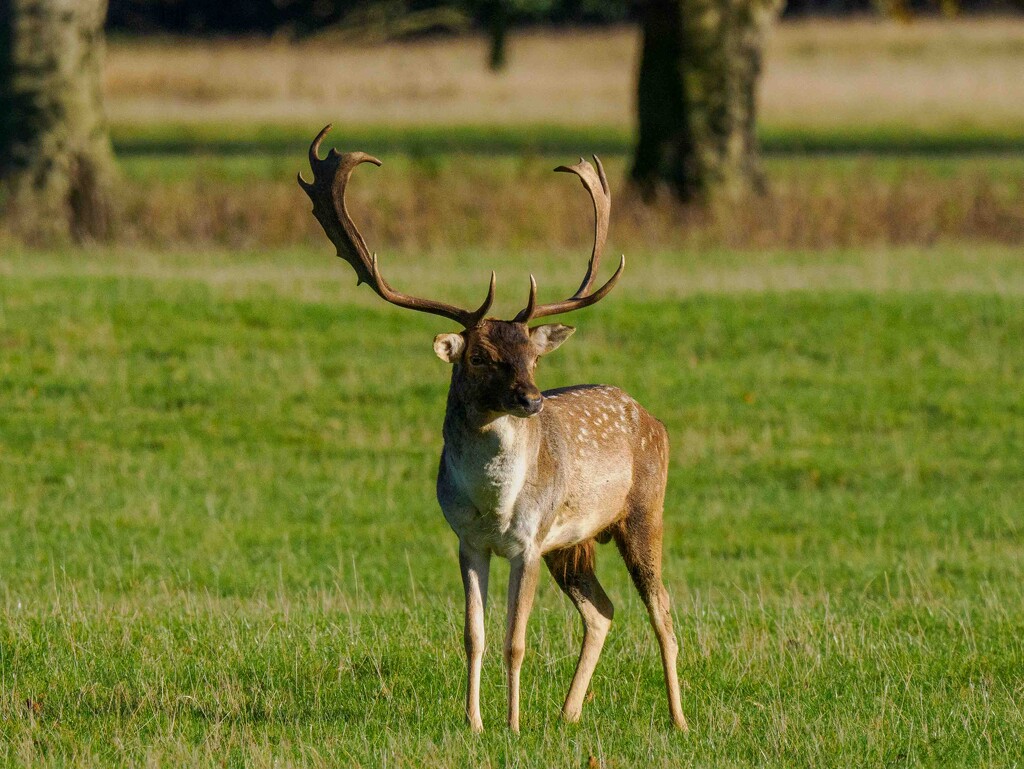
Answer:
[{"xmin": 106, "ymin": 0, "xmax": 1022, "ymax": 36}]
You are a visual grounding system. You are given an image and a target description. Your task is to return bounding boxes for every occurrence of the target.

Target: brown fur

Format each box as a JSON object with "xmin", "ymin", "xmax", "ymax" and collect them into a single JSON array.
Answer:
[{"xmin": 545, "ymin": 540, "xmax": 597, "ymax": 584}]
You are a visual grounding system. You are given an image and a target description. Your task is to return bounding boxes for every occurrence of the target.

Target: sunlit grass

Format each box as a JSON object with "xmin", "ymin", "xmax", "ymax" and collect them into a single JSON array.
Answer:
[
  {"xmin": 2, "ymin": 17, "xmax": 1023, "ymax": 764},
  {"xmin": 105, "ymin": 20, "xmax": 1024, "ymax": 133},
  {"xmin": 1, "ymin": 250, "xmax": 1023, "ymax": 766}
]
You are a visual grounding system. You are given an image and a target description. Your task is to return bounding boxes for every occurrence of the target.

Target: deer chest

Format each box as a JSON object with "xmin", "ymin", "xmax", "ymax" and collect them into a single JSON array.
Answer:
[{"xmin": 437, "ymin": 437, "xmax": 549, "ymax": 557}]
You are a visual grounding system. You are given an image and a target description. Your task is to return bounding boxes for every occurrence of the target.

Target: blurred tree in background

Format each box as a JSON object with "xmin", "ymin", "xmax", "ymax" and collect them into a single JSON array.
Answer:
[
  {"xmin": 109, "ymin": 0, "xmax": 1002, "ymax": 204},
  {"xmin": 104, "ymin": 0, "xmax": 784, "ymax": 201},
  {"xmin": 631, "ymin": 0, "xmax": 783, "ymax": 201},
  {"xmin": 3, "ymin": 0, "xmax": 1016, "ymax": 241},
  {"xmin": 1, "ymin": 0, "xmax": 115, "ymax": 241}
]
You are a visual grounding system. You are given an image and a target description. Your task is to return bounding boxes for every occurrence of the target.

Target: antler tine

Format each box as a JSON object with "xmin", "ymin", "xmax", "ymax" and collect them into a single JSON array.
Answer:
[
  {"xmin": 298, "ymin": 124, "xmax": 381, "ymax": 288},
  {"xmin": 558, "ymin": 155, "xmax": 610, "ymax": 298},
  {"xmin": 519, "ymin": 274, "xmax": 538, "ymax": 322},
  {"xmin": 514, "ymin": 155, "xmax": 623, "ymax": 322},
  {"xmin": 299, "ymin": 124, "xmax": 494, "ymax": 328}
]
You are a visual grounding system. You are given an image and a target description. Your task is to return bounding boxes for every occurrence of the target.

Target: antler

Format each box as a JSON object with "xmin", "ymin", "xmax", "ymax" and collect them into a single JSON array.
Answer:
[
  {"xmin": 514, "ymin": 155, "xmax": 624, "ymax": 323},
  {"xmin": 298, "ymin": 124, "xmax": 495, "ymax": 328}
]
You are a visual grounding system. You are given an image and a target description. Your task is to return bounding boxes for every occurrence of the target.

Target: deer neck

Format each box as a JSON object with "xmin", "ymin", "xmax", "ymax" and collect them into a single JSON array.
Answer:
[
  {"xmin": 441, "ymin": 378, "xmax": 541, "ymax": 516},
  {"xmin": 442, "ymin": 382, "xmax": 539, "ymax": 458}
]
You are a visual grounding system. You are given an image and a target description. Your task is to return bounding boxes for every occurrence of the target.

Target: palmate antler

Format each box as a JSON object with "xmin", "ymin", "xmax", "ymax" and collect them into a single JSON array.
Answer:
[
  {"xmin": 298, "ymin": 126, "xmax": 622, "ymax": 328},
  {"xmin": 514, "ymin": 156, "xmax": 624, "ymax": 323},
  {"xmin": 297, "ymin": 124, "xmax": 494, "ymax": 328}
]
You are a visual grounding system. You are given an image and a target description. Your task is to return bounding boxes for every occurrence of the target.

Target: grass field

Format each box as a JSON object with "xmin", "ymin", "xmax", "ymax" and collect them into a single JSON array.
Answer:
[
  {"xmin": 3, "ymin": 16, "xmax": 1024, "ymax": 769},
  {"xmin": 36, "ymin": 144, "xmax": 1020, "ymax": 251},
  {"xmin": 2, "ymin": 245, "xmax": 1024, "ymax": 766},
  {"xmin": 105, "ymin": 20, "xmax": 1024, "ymax": 132},
  {"xmin": 93, "ymin": 20, "xmax": 1024, "ymax": 252}
]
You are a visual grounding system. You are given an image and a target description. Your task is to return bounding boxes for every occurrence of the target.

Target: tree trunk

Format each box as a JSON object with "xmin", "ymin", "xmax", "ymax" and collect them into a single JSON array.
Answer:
[
  {"xmin": 631, "ymin": 0, "xmax": 781, "ymax": 202},
  {"xmin": 484, "ymin": 0, "xmax": 508, "ymax": 71},
  {"xmin": 0, "ymin": 0, "xmax": 115, "ymax": 241}
]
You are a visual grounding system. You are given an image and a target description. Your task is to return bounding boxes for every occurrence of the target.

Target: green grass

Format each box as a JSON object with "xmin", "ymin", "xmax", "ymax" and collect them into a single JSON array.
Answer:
[
  {"xmin": 110, "ymin": 121, "xmax": 1024, "ymax": 162},
  {"xmin": 117, "ymin": 145, "xmax": 1024, "ymax": 188},
  {"xmin": 2, "ymin": 250, "xmax": 1023, "ymax": 766}
]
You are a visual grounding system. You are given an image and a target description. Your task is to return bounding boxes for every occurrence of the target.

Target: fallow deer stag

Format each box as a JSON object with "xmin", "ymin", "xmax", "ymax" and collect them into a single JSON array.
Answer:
[{"xmin": 299, "ymin": 125, "xmax": 687, "ymax": 733}]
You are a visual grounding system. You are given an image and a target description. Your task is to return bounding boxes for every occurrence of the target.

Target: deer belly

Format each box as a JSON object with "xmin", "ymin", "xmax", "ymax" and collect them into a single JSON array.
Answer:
[{"xmin": 540, "ymin": 477, "xmax": 631, "ymax": 553}]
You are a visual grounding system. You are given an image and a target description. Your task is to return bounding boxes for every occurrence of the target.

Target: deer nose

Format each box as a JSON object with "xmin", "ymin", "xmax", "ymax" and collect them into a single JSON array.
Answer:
[{"xmin": 515, "ymin": 391, "xmax": 544, "ymax": 415}]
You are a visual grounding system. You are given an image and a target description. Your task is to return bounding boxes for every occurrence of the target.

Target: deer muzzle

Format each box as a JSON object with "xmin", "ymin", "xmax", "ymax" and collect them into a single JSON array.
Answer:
[{"xmin": 510, "ymin": 388, "xmax": 544, "ymax": 417}]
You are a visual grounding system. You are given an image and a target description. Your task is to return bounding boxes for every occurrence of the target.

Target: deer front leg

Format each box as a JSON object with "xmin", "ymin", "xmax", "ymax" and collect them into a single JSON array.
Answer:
[
  {"xmin": 504, "ymin": 552, "xmax": 541, "ymax": 733},
  {"xmin": 460, "ymin": 542, "xmax": 491, "ymax": 733}
]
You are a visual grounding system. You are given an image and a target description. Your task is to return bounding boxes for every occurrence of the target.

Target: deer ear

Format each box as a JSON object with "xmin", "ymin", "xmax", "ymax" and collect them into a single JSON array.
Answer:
[
  {"xmin": 530, "ymin": 324, "xmax": 575, "ymax": 356},
  {"xmin": 433, "ymin": 333, "xmax": 465, "ymax": 363}
]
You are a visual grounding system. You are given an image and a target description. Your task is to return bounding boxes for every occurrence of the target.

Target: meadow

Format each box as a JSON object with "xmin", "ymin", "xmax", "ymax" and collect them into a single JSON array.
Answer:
[
  {"xmin": 93, "ymin": 19, "xmax": 1024, "ymax": 252},
  {"xmin": 2, "ymin": 18, "xmax": 1024, "ymax": 768}
]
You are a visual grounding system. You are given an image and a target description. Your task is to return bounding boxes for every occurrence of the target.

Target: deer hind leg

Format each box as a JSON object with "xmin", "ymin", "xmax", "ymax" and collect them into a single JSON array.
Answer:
[
  {"xmin": 544, "ymin": 540, "xmax": 614, "ymax": 723},
  {"xmin": 613, "ymin": 509, "xmax": 688, "ymax": 731}
]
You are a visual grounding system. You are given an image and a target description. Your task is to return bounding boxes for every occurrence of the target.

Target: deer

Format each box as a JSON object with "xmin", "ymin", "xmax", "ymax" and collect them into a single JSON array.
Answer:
[{"xmin": 298, "ymin": 125, "xmax": 688, "ymax": 733}]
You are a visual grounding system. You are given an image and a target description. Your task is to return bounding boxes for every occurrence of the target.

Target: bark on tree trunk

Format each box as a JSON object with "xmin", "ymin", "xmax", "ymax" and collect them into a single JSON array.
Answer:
[
  {"xmin": 0, "ymin": 0, "xmax": 115, "ymax": 241},
  {"xmin": 631, "ymin": 0, "xmax": 781, "ymax": 202}
]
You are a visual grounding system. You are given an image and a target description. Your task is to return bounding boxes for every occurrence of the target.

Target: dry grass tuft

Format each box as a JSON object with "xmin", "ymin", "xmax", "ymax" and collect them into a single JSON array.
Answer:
[
  {"xmin": 104, "ymin": 159, "xmax": 1023, "ymax": 251},
  {"xmin": 691, "ymin": 170, "xmax": 1024, "ymax": 250}
]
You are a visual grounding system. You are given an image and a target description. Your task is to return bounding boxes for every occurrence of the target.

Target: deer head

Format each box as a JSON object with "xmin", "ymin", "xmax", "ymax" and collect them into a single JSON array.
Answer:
[
  {"xmin": 433, "ymin": 321, "xmax": 575, "ymax": 417},
  {"xmin": 298, "ymin": 124, "xmax": 624, "ymax": 418}
]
